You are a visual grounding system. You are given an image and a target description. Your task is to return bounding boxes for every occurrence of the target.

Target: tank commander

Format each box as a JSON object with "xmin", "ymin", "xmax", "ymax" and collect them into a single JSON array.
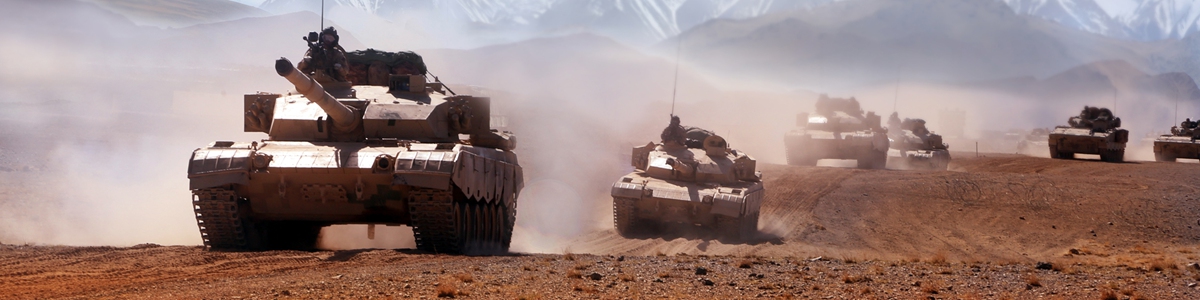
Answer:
[
  {"xmin": 297, "ymin": 26, "xmax": 349, "ymax": 82},
  {"xmin": 660, "ymin": 115, "xmax": 687, "ymax": 146}
]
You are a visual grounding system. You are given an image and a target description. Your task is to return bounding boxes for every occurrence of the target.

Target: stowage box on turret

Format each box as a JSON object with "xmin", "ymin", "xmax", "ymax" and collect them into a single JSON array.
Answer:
[
  {"xmin": 611, "ymin": 117, "xmax": 764, "ymax": 240},
  {"xmin": 784, "ymin": 95, "xmax": 889, "ymax": 169},
  {"xmin": 187, "ymin": 39, "xmax": 521, "ymax": 254},
  {"xmin": 887, "ymin": 113, "xmax": 950, "ymax": 170},
  {"xmin": 1048, "ymin": 106, "xmax": 1128, "ymax": 162},
  {"xmin": 1153, "ymin": 118, "xmax": 1200, "ymax": 162}
]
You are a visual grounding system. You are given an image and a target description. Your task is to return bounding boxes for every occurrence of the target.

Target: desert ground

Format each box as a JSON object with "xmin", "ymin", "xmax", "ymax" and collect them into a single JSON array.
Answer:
[{"xmin": 3, "ymin": 153, "xmax": 1200, "ymax": 299}]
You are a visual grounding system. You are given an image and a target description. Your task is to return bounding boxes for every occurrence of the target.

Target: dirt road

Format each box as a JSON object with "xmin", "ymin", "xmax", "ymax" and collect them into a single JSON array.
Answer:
[{"xmin": 3, "ymin": 154, "xmax": 1200, "ymax": 299}]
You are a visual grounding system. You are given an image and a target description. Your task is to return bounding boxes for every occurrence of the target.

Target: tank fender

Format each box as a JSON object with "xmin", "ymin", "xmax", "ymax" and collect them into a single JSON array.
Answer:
[
  {"xmin": 392, "ymin": 150, "xmax": 457, "ymax": 190},
  {"xmin": 452, "ymin": 147, "xmax": 523, "ymax": 206},
  {"xmin": 710, "ymin": 192, "xmax": 743, "ymax": 217},
  {"xmin": 611, "ymin": 178, "xmax": 646, "ymax": 199},
  {"xmin": 187, "ymin": 145, "xmax": 253, "ymax": 190},
  {"xmin": 710, "ymin": 185, "xmax": 765, "ymax": 217}
]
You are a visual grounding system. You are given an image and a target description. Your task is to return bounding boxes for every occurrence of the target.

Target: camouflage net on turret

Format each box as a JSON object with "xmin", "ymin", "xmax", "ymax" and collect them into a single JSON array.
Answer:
[
  {"xmin": 1067, "ymin": 106, "xmax": 1121, "ymax": 132},
  {"xmin": 815, "ymin": 94, "xmax": 864, "ymax": 117},
  {"xmin": 1170, "ymin": 118, "xmax": 1200, "ymax": 138},
  {"xmin": 887, "ymin": 112, "xmax": 930, "ymax": 136},
  {"xmin": 345, "ymin": 49, "xmax": 428, "ymax": 85}
]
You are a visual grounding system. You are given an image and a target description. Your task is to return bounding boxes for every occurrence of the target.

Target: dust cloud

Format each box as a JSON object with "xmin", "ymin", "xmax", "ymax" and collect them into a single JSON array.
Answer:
[
  {"xmin": 0, "ymin": 1, "xmax": 279, "ymax": 246},
  {"xmin": 2, "ymin": 1, "xmax": 1195, "ymax": 256}
]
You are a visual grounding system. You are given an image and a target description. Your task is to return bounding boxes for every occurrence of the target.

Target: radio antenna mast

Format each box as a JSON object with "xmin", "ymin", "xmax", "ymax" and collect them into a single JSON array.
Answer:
[
  {"xmin": 670, "ymin": 35, "xmax": 683, "ymax": 116},
  {"xmin": 892, "ymin": 65, "xmax": 901, "ymax": 114},
  {"xmin": 320, "ymin": 0, "xmax": 325, "ymax": 30}
]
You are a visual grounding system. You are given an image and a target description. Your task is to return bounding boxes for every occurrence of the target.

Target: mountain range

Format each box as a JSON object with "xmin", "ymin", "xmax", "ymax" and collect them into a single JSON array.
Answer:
[
  {"xmin": 1006, "ymin": 0, "xmax": 1200, "ymax": 40},
  {"xmin": 248, "ymin": 0, "xmax": 1200, "ymax": 47}
]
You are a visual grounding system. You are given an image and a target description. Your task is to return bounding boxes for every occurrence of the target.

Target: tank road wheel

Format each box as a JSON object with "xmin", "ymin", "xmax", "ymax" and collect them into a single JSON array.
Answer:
[
  {"xmin": 740, "ymin": 212, "xmax": 759, "ymax": 240},
  {"xmin": 613, "ymin": 197, "xmax": 645, "ymax": 237},
  {"xmin": 1155, "ymin": 152, "xmax": 1176, "ymax": 162},
  {"xmin": 932, "ymin": 150, "xmax": 951, "ymax": 170},
  {"xmin": 857, "ymin": 150, "xmax": 887, "ymax": 169},
  {"xmin": 1100, "ymin": 149, "xmax": 1125, "ymax": 163},
  {"xmin": 461, "ymin": 199, "xmax": 510, "ymax": 255},
  {"xmin": 716, "ymin": 213, "xmax": 757, "ymax": 241},
  {"xmin": 409, "ymin": 187, "xmax": 512, "ymax": 255},
  {"xmin": 500, "ymin": 201, "xmax": 516, "ymax": 250},
  {"xmin": 1049, "ymin": 147, "xmax": 1073, "ymax": 160}
]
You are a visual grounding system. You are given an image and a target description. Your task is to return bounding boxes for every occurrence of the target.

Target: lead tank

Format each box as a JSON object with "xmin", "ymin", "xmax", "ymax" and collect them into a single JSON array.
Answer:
[
  {"xmin": 187, "ymin": 46, "xmax": 521, "ymax": 253},
  {"xmin": 1048, "ymin": 106, "xmax": 1128, "ymax": 162},
  {"xmin": 784, "ymin": 95, "xmax": 889, "ymax": 169},
  {"xmin": 611, "ymin": 117, "xmax": 764, "ymax": 239},
  {"xmin": 887, "ymin": 112, "xmax": 950, "ymax": 170},
  {"xmin": 1153, "ymin": 118, "xmax": 1200, "ymax": 162}
]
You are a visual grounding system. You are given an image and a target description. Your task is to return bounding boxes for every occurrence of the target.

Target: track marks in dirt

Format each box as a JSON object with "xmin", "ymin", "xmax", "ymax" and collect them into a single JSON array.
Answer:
[{"xmin": 569, "ymin": 155, "xmax": 1200, "ymax": 264}]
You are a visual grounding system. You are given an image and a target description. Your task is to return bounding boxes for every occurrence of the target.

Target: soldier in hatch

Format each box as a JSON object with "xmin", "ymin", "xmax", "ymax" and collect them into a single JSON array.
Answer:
[
  {"xmin": 661, "ymin": 115, "xmax": 686, "ymax": 147},
  {"xmin": 297, "ymin": 26, "xmax": 349, "ymax": 83}
]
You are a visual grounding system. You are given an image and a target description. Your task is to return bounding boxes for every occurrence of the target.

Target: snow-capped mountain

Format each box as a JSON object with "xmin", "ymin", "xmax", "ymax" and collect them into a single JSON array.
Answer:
[
  {"xmin": 255, "ymin": 0, "xmax": 1200, "ymax": 48},
  {"xmin": 1004, "ymin": 0, "xmax": 1129, "ymax": 38},
  {"xmin": 1005, "ymin": 0, "xmax": 1200, "ymax": 40},
  {"xmin": 1119, "ymin": 0, "xmax": 1200, "ymax": 40},
  {"xmin": 257, "ymin": 0, "xmax": 836, "ymax": 47}
]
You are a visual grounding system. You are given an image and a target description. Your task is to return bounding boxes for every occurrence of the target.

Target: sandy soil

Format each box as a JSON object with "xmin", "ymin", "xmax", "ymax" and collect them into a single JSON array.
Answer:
[{"xmin": 3, "ymin": 154, "xmax": 1200, "ymax": 299}]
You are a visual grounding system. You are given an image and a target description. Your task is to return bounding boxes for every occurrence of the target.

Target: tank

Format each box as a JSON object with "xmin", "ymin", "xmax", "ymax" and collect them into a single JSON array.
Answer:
[
  {"xmin": 784, "ymin": 94, "xmax": 889, "ymax": 169},
  {"xmin": 886, "ymin": 113, "xmax": 950, "ymax": 170},
  {"xmin": 1152, "ymin": 118, "xmax": 1200, "ymax": 162},
  {"xmin": 611, "ymin": 118, "xmax": 764, "ymax": 239},
  {"xmin": 1048, "ymin": 106, "xmax": 1129, "ymax": 162},
  {"xmin": 1017, "ymin": 128, "xmax": 1050, "ymax": 156},
  {"xmin": 187, "ymin": 40, "xmax": 522, "ymax": 253}
]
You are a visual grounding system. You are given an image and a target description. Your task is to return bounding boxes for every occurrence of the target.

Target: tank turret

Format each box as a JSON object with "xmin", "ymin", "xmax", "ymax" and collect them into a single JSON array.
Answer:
[{"xmin": 189, "ymin": 39, "xmax": 522, "ymax": 254}]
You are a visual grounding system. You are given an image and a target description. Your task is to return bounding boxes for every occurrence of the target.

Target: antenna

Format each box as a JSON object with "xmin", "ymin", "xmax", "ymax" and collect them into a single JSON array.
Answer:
[
  {"xmin": 670, "ymin": 34, "xmax": 683, "ymax": 116},
  {"xmin": 320, "ymin": 0, "xmax": 325, "ymax": 30},
  {"xmin": 892, "ymin": 72, "xmax": 900, "ymax": 114}
]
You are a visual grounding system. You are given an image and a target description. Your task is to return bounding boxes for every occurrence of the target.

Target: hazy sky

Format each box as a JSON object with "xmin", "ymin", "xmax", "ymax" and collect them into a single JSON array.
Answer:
[
  {"xmin": 231, "ymin": 0, "xmax": 265, "ymax": 6},
  {"xmin": 231, "ymin": 0, "xmax": 1144, "ymax": 18}
]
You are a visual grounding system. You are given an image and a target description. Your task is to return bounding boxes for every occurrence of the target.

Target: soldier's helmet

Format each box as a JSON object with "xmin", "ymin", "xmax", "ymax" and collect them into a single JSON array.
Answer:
[{"xmin": 320, "ymin": 26, "xmax": 339, "ymax": 46}]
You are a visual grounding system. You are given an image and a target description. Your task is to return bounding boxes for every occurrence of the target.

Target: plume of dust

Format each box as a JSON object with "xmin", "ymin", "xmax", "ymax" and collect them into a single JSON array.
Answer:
[{"xmin": 0, "ymin": 1, "xmax": 296, "ymax": 246}]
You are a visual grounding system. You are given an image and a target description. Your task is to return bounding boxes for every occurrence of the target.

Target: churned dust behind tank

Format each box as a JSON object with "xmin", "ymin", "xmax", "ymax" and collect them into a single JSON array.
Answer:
[
  {"xmin": 1152, "ymin": 118, "xmax": 1200, "ymax": 162},
  {"xmin": 611, "ymin": 117, "xmax": 764, "ymax": 240},
  {"xmin": 1048, "ymin": 106, "xmax": 1128, "ymax": 162},
  {"xmin": 1018, "ymin": 128, "xmax": 1051, "ymax": 156},
  {"xmin": 887, "ymin": 112, "xmax": 950, "ymax": 170},
  {"xmin": 784, "ymin": 95, "xmax": 889, "ymax": 169},
  {"xmin": 187, "ymin": 37, "xmax": 522, "ymax": 254}
]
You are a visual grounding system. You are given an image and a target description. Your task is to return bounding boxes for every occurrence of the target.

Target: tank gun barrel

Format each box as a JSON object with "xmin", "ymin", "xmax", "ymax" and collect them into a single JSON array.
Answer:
[{"xmin": 275, "ymin": 58, "xmax": 357, "ymax": 131}]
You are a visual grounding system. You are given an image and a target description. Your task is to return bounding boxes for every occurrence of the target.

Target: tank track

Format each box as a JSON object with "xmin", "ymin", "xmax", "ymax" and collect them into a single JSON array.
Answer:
[
  {"xmin": 409, "ymin": 188, "xmax": 512, "ymax": 254},
  {"xmin": 716, "ymin": 212, "xmax": 759, "ymax": 240},
  {"xmin": 192, "ymin": 189, "xmax": 246, "ymax": 250},
  {"xmin": 613, "ymin": 197, "xmax": 640, "ymax": 237}
]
